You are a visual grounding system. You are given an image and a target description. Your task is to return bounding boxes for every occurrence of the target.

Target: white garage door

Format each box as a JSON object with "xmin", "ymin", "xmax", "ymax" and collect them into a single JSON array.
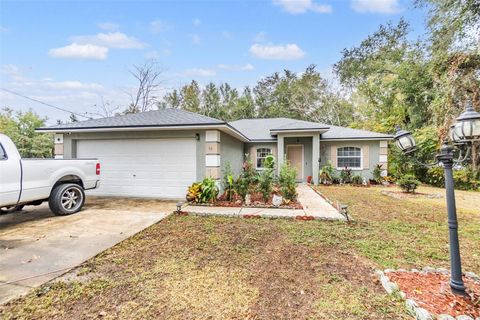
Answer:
[{"xmin": 77, "ymin": 138, "xmax": 196, "ymax": 199}]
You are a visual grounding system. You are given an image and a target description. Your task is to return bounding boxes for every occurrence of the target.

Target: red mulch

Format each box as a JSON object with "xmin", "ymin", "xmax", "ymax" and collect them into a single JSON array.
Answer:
[
  {"xmin": 215, "ymin": 192, "xmax": 303, "ymax": 209},
  {"xmin": 388, "ymin": 272, "xmax": 480, "ymax": 318}
]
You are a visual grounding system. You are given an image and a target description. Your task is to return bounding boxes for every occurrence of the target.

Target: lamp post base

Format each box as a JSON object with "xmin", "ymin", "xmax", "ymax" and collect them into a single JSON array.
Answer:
[{"xmin": 450, "ymin": 279, "xmax": 466, "ymax": 296}]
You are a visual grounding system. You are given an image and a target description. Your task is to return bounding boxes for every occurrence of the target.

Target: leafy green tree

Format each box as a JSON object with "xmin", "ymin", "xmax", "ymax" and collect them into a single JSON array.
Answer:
[
  {"xmin": 180, "ymin": 80, "xmax": 201, "ymax": 113},
  {"xmin": 0, "ymin": 108, "xmax": 53, "ymax": 158}
]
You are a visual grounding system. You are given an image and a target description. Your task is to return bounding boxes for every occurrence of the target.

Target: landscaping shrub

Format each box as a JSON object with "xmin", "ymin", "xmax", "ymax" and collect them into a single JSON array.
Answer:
[
  {"xmin": 186, "ymin": 182, "xmax": 201, "ymax": 202},
  {"xmin": 397, "ymin": 174, "xmax": 420, "ymax": 193},
  {"xmin": 221, "ymin": 162, "xmax": 236, "ymax": 201},
  {"xmin": 279, "ymin": 159, "xmax": 298, "ymax": 201},
  {"xmin": 198, "ymin": 177, "xmax": 219, "ymax": 203},
  {"xmin": 257, "ymin": 155, "xmax": 275, "ymax": 201},
  {"xmin": 339, "ymin": 167, "xmax": 352, "ymax": 183},
  {"xmin": 319, "ymin": 161, "xmax": 335, "ymax": 184},
  {"xmin": 425, "ymin": 166, "xmax": 480, "ymax": 191},
  {"xmin": 372, "ymin": 164, "xmax": 383, "ymax": 183},
  {"xmin": 351, "ymin": 174, "xmax": 363, "ymax": 185},
  {"xmin": 237, "ymin": 156, "xmax": 258, "ymax": 200}
]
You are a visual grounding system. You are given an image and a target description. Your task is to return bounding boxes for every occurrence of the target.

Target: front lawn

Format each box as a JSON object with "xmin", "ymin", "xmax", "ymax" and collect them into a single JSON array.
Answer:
[{"xmin": 1, "ymin": 185, "xmax": 478, "ymax": 319}]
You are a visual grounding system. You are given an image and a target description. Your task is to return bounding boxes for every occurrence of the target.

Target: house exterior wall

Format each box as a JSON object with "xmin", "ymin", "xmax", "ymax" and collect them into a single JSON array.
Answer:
[
  {"xmin": 284, "ymin": 136, "xmax": 313, "ymax": 180},
  {"xmin": 62, "ymin": 130, "xmax": 206, "ymax": 181},
  {"xmin": 220, "ymin": 132, "xmax": 244, "ymax": 177},
  {"xmin": 319, "ymin": 140, "xmax": 385, "ymax": 180}
]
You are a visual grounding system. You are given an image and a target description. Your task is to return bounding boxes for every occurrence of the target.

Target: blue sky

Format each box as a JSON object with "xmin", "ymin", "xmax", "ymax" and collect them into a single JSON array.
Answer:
[{"xmin": 0, "ymin": 0, "xmax": 426, "ymax": 123}]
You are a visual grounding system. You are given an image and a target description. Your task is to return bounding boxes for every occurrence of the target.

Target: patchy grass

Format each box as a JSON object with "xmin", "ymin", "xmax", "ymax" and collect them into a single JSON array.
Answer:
[
  {"xmin": 315, "ymin": 185, "xmax": 480, "ymax": 271},
  {"xmin": 1, "ymin": 214, "xmax": 407, "ymax": 319},
  {"xmin": 3, "ymin": 184, "xmax": 477, "ymax": 319}
]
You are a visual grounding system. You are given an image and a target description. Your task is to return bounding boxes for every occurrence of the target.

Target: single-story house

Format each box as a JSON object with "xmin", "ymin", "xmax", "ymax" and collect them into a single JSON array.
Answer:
[{"xmin": 37, "ymin": 109, "xmax": 392, "ymax": 199}]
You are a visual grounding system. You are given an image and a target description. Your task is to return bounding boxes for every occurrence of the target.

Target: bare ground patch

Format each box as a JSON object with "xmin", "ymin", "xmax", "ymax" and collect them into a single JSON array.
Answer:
[{"xmin": 0, "ymin": 216, "xmax": 407, "ymax": 319}]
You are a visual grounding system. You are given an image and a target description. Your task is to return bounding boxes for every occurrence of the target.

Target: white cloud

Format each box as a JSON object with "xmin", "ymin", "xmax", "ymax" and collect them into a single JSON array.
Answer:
[
  {"xmin": 1, "ymin": 64, "xmax": 24, "ymax": 81},
  {"xmin": 351, "ymin": 0, "xmax": 402, "ymax": 14},
  {"xmin": 150, "ymin": 20, "xmax": 172, "ymax": 33},
  {"xmin": 253, "ymin": 32, "xmax": 268, "ymax": 43},
  {"xmin": 192, "ymin": 18, "xmax": 201, "ymax": 27},
  {"xmin": 190, "ymin": 34, "xmax": 201, "ymax": 45},
  {"xmin": 249, "ymin": 43, "xmax": 305, "ymax": 60},
  {"xmin": 0, "ymin": 26, "xmax": 8, "ymax": 33},
  {"xmin": 273, "ymin": 0, "xmax": 332, "ymax": 14},
  {"xmin": 218, "ymin": 63, "xmax": 255, "ymax": 71},
  {"xmin": 48, "ymin": 43, "xmax": 108, "ymax": 60},
  {"xmin": 71, "ymin": 32, "xmax": 145, "ymax": 49},
  {"xmin": 183, "ymin": 68, "xmax": 216, "ymax": 77},
  {"xmin": 43, "ymin": 80, "xmax": 104, "ymax": 91},
  {"xmin": 97, "ymin": 22, "xmax": 120, "ymax": 31}
]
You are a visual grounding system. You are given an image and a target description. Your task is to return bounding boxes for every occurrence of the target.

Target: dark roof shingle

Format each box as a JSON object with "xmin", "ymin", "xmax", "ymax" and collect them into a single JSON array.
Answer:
[{"xmin": 39, "ymin": 108, "xmax": 224, "ymax": 130}]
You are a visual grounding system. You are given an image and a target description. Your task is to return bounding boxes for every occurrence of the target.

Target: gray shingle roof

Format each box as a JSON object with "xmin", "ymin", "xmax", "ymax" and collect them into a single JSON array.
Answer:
[
  {"xmin": 39, "ymin": 109, "xmax": 392, "ymax": 141},
  {"xmin": 321, "ymin": 125, "xmax": 392, "ymax": 140},
  {"xmin": 38, "ymin": 108, "xmax": 224, "ymax": 130},
  {"xmin": 229, "ymin": 118, "xmax": 391, "ymax": 140}
]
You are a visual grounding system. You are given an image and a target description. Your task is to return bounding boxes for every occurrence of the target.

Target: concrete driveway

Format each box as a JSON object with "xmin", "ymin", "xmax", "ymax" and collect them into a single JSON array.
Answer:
[{"xmin": 0, "ymin": 197, "xmax": 175, "ymax": 305}]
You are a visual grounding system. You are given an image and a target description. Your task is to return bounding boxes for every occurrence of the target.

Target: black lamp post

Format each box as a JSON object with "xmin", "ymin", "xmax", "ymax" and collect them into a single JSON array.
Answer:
[{"xmin": 393, "ymin": 101, "xmax": 480, "ymax": 296}]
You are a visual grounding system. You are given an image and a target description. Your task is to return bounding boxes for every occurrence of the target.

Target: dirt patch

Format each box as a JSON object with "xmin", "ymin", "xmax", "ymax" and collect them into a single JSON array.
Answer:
[
  {"xmin": 381, "ymin": 190, "xmax": 443, "ymax": 200},
  {"xmin": 0, "ymin": 216, "xmax": 407, "ymax": 319},
  {"xmin": 85, "ymin": 196, "xmax": 176, "ymax": 212},
  {"xmin": 389, "ymin": 272, "xmax": 480, "ymax": 318}
]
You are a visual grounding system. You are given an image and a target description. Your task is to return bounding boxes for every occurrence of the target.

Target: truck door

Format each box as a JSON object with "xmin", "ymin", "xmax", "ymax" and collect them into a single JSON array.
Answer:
[{"xmin": 0, "ymin": 143, "xmax": 22, "ymax": 206}]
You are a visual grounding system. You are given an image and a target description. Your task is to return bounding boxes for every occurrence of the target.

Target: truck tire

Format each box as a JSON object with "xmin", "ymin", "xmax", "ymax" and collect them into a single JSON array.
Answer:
[{"xmin": 49, "ymin": 183, "xmax": 85, "ymax": 216}]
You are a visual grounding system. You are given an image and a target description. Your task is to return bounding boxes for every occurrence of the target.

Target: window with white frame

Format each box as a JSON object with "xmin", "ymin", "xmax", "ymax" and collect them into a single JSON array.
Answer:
[
  {"xmin": 256, "ymin": 148, "xmax": 272, "ymax": 169},
  {"xmin": 337, "ymin": 147, "xmax": 362, "ymax": 169}
]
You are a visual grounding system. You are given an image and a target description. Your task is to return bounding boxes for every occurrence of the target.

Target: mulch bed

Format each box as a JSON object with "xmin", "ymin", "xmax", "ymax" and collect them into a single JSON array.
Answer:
[
  {"xmin": 198, "ymin": 192, "xmax": 303, "ymax": 209},
  {"xmin": 388, "ymin": 272, "xmax": 480, "ymax": 318}
]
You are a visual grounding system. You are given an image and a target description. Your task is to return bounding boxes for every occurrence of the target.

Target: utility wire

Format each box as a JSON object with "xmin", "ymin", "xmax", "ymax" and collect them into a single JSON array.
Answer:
[{"xmin": 0, "ymin": 87, "xmax": 91, "ymax": 119}]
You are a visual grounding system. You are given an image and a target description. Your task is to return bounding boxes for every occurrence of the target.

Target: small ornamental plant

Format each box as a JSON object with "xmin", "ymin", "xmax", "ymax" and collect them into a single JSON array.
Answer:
[
  {"xmin": 397, "ymin": 174, "xmax": 420, "ymax": 193},
  {"xmin": 279, "ymin": 159, "xmax": 298, "ymax": 201},
  {"xmin": 339, "ymin": 167, "xmax": 352, "ymax": 184}
]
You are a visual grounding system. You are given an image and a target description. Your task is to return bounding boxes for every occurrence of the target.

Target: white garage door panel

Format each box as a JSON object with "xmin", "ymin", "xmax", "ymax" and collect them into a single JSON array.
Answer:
[{"xmin": 77, "ymin": 138, "xmax": 196, "ymax": 198}]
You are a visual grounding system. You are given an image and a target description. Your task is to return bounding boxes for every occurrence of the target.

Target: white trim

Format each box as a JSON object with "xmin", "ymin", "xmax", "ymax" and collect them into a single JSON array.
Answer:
[
  {"xmin": 336, "ymin": 146, "xmax": 363, "ymax": 171},
  {"xmin": 286, "ymin": 144, "xmax": 304, "ymax": 180},
  {"xmin": 255, "ymin": 147, "xmax": 273, "ymax": 169},
  {"xmin": 36, "ymin": 124, "xmax": 250, "ymax": 142},
  {"xmin": 270, "ymin": 128, "xmax": 328, "ymax": 134},
  {"xmin": 321, "ymin": 137, "xmax": 393, "ymax": 141}
]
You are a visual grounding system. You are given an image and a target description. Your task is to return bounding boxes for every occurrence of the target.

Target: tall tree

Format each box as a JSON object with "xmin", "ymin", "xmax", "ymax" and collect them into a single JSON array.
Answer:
[
  {"xmin": 180, "ymin": 80, "xmax": 201, "ymax": 113},
  {"xmin": 125, "ymin": 60, "xmax": 164, "ymax": 113},
  {"xmin": 0, "ymin": 108, "xmax": 53, "ymax": 158}
]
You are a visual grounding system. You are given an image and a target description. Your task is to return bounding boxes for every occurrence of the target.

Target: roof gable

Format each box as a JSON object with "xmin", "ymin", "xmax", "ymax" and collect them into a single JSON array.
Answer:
[{"xmin": 229, "ymin": 118, "xmax": 391, "ymax": 141}]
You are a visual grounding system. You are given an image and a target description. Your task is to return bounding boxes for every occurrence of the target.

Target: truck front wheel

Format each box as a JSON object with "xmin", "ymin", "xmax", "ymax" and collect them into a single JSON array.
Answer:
[{"xmin": 49, "ymin": 183, "xmax": 85, "ymax": 216}]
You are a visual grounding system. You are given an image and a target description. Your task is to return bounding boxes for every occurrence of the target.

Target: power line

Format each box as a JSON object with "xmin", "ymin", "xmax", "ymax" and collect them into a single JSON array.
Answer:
[{"xmin": 0, "ymin": 88, "xmax": 91, "ymax": 119}]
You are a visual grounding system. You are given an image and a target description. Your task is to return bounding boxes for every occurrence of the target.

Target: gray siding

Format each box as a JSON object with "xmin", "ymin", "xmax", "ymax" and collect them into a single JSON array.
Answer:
[
  {"xmin": 63, "ymin": 130, "xmax": 206, "ymax": 181},
  {"xmin": 320, "ymin": 140, "xmax": 381, "ymax": 180},
  {"xmin": 220, "ymin": 132, "xmax": 244, "ymax": 177}
]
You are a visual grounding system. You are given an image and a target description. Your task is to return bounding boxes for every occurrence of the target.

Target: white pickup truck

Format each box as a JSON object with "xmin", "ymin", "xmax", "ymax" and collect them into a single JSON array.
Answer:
[{"xmin": 0, "ymin": 134, "xmax": 100, "ymax": 215}]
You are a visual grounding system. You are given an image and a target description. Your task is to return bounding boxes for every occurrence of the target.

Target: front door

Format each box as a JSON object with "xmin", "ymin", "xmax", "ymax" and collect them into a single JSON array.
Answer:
[{"xmin": 286, "ymin": 145, "xmax": 304, "ymax": 181}]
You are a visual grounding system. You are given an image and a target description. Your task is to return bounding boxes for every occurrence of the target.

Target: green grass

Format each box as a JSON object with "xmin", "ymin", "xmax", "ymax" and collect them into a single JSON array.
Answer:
[{"xmin": 3, "ymin": 184, "xmax": 478, "ymax": 319}]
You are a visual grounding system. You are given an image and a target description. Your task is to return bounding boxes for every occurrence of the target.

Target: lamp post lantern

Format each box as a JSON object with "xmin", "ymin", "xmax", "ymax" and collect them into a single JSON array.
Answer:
[{"xmin": 393, "ymin": 101, "xmax": 480, "ymax": 296}]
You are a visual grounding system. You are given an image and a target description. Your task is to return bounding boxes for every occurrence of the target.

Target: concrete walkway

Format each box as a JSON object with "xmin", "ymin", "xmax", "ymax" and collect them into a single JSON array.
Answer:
[
  {"xmin": 0, "ymin": 200, "xmax": 174, "ymax": 305},
  {"xmin": 185, "ymin": 184, "xmax": 345, "ymax": 221}
]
